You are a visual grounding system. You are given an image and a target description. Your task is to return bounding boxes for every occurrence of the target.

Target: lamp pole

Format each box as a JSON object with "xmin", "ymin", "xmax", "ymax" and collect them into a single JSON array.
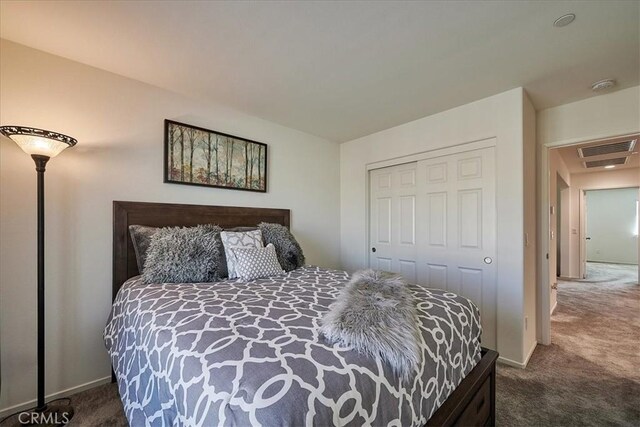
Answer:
[{"xmin": 33, "ymin": 154, "xmax": 49, "ymax": 411}]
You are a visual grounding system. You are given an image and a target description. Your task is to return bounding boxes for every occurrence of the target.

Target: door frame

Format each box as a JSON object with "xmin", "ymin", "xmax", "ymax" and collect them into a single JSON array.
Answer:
[
  {"xmin": 537, "ymin": 132, "xmax": 639, "ymax": 345},
  {"xmin": 579, "ymin": 189, "xmax": 587, "ymax": 279},
  {"xmin": 582, "ymin": 186, "xmax": 640, "ymax": 273}
]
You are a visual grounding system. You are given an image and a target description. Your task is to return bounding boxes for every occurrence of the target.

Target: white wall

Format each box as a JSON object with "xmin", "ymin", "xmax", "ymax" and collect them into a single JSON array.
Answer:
[
  {"xmin": 585, "ymin": 188, "xmax": 639, "ymax": 264},
  {"xmin": 0, "ymin": 40, "xmax": 341, "ymax": 412},
  {"xmin": 558, "ymin": 184, "xmax": 572, "ymax": 278},
  {"xmin": 569, "ymin": 169, "xmax": 640, "ymax": 273},
  {"xmin": 571, "ymin": 168, "xmax": 640, "ymax": 190},
  {"xmin": 547, "ymin": 150, "xmax": 571, "ymax": 311},
  {"xmin": 522, "ymin": 93, "xmax": 537, "ymax": 363},
  {"xmin": 340, "ymin": 88, "xmax": 529, "ymax": 366},
  {"xmin": 538, "ymin": 86, "xmax": 640, "ymax": 147}
]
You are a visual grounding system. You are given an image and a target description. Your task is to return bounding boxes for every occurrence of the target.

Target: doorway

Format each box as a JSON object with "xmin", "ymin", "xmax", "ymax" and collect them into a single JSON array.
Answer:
[
  {"xmin": 583, "ymin": 187, "xmax": 639, "ymax": 281},
  {"xmin": 539, "ymin": 134, "xmax": 640, "ymax": 344}
]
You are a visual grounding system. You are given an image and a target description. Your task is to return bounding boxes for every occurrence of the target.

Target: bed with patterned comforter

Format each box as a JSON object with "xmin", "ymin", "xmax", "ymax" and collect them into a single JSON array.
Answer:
[{"xmin": 104, "ymin": 266, "xmax": 482, "ymax": 426}]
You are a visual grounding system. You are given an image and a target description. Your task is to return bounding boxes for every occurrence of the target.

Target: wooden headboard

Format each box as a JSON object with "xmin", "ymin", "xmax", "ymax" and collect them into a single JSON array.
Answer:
[{"xmin": 113, "ymin": 201, "xmax": 290, "ymax": 300}]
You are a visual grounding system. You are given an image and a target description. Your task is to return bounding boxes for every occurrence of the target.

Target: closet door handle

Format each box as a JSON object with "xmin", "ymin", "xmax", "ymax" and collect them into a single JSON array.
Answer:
[{"xmin": 371, "ymin": 247, "xmax": 377, "ymax": 253}]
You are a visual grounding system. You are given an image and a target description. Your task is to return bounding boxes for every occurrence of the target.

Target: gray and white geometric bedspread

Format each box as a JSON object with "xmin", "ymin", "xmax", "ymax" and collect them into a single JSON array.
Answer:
[{"xmin": 104, "ymin": 266, "xmax": 481, "ymax": 427}]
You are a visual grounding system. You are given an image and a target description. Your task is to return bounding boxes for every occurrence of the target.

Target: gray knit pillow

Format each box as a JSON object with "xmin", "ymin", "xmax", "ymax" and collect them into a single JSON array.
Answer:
[
  {"xmin": 258, "ymin": 222, "xmax": 305, "ymax": 271},
  {"xmin": 220, "ymin": 229, "xmax": 264, "ymax": 279},
  {"xmin": 142, "ymin": 224, "xmax": 223, "ymax": 284},
  {"xmin": 231, "ymin": 244, "xmax": 285, "ymax": 281}
]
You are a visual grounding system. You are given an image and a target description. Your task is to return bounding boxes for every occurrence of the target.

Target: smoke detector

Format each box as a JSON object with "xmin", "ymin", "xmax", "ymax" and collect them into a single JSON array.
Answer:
[
  {"xmin": 591, "ymin": 79, "xmax": 616, "ymax": 91},
  {"xmin": 554, "ymin": 14, "xmax": 576, "ymax": 27}
]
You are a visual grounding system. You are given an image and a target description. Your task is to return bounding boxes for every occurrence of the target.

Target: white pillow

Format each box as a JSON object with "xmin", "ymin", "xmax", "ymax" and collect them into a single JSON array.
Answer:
[
  {"xmin": 220, "ymin": 229, "xmax": 263, "ymax": 279},
  {"xmin": 231, "ymin": 243, "xmax": 285, "ymax": 281}
]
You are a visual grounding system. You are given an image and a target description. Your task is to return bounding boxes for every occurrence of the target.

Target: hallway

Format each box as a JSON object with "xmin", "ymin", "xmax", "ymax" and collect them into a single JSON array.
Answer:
[
  {"xmin": 578, "ymin": 262, "xmax": 638, "ymax": 285},
  {"xmin": 496, "ymin": 263, "xmax": 640, "ymax": 426}
]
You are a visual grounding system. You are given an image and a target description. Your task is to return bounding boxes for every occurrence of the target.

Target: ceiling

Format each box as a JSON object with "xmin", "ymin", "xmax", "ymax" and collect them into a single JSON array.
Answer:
[
  {"xmin": 556, "ymin": 134, "xmax": 640, "ymax": 174},
  {"xmin": 1, "ymin": 1, "xmax": 638, "ymax": 142}
]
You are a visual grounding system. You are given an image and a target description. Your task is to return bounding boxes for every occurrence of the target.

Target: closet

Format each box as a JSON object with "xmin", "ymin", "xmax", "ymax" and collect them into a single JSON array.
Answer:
[{"xmin": 369, "ymin": 146, "xmax": 497, "ymax": 348}]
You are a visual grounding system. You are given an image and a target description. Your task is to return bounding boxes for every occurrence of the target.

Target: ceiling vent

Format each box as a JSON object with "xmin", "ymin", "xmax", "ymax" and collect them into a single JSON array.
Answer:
[
  {"xmin": 578, "ymin": 140, "xmax": 636, "ymax": 158},
  {"xmin": 583, "ymin": 157, "xmax": 628, "ymax": 168}
]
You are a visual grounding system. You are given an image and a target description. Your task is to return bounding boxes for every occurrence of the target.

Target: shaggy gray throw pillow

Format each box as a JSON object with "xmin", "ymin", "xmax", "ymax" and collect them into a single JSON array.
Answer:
[
  {"xmin": 129, "ymin": 225, "xmax": 158, "ymax": 273},
  {"xmin": 320, "ymin": 269, "xmax": 421, "ymax": 381},
  {"xmin": 142, "ymin": 224, "xmax": 223, "ymax": 284},
  {"xmin": 258, "ymin": 222, "xmax": 305, "ymax": 271}
]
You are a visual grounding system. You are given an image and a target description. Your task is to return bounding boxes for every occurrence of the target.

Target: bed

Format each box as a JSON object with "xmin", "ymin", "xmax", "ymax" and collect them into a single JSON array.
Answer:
[{"xmin": 106, "ymin": 201, "xmax": 498, "ymax": 426}]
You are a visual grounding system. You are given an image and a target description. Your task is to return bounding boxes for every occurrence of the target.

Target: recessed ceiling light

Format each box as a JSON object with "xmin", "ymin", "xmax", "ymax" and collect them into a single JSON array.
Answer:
[
  {"xmin": 591, "ymin": 79, "xmax": 616, "ymax": 91},
  {"xmin": 554, "ymin": 13, "xmax": 576, "ymax": 27},
  {"xmin": 604, "ymin": 165, "xmax": 616, "ymax": 169}
]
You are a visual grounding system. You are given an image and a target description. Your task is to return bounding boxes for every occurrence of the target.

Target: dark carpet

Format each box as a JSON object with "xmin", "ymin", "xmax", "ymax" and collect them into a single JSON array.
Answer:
[
  {"xmin": 2, "ymin": 263, "xmax": 637, "ymax": 426},
  {"xmin": 0, "ymin": 383, "xmax": 126, "ymax": 427}
]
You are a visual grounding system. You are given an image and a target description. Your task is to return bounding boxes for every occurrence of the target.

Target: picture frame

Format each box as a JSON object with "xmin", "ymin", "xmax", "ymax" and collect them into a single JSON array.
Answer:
[{"xmin": 164, "ymin": 119, "xmax": 267, "ymax": 192}]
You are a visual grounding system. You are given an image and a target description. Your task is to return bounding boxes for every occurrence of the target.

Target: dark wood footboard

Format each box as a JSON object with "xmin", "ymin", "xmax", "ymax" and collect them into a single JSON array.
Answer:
[{"xmin": 426, "ymin": 348, "xmax": 498, "ymax": 427}]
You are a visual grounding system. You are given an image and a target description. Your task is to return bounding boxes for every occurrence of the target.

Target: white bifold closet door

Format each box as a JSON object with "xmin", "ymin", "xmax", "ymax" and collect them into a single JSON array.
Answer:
[
  {"xmin": 369, "ymin": 162, "xmax": 419, "ymax": 281},
  {"xmin": 369, "ymin": 147, "xmax": 497, "ymax": 349}
]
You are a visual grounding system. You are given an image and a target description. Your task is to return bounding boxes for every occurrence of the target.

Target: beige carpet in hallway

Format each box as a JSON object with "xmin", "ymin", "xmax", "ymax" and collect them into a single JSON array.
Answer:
[{"xmin": 496, "ymin": 263, "xmax": 639, "ymax": 426}]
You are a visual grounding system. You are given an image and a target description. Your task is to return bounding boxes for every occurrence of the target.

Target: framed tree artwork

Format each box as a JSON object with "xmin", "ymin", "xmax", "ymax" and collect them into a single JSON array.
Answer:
[{"xmin": 164, "ymin": 120, "xmax": 267, "ymax": 192}]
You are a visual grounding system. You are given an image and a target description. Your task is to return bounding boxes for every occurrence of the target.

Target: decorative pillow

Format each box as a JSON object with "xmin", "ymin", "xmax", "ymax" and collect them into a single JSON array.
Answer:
[
  {"xmin": 129, "ymin": 225, "xmax": 158, "ymax": 273},
  {"xmin": 142, "ymin": 224, "xmax": 223, "ymax": 284},
  {"xmin": 220, "ymin": 229, "xmax": 264, "ymax": 279},
  {"xmin": 258, "ymin": 222, "xmax": 305, "ymax": 271},
  {"xmin": 231, "ymin": 243, "xmax": 285, "ymax": 281},
  {"xmin": 224, "ymin": 226, "xmax": 258, "ymax": 232}
]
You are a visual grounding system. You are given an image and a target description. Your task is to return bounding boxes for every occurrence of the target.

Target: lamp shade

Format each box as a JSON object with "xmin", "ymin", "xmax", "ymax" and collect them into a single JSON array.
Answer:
[{"xmin": 0, "ymin": 126, "xmax": 77, "ymax": 158}]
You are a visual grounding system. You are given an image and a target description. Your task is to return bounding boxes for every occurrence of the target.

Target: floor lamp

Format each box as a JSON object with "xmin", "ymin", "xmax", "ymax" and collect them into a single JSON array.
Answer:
[{"xmin": 0, "ymin": 126, "xmax": 77, "ymax": 425}]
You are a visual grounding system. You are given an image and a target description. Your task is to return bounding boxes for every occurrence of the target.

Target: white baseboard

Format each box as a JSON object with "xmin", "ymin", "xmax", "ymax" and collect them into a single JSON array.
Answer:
[
  {"xmin": 498, "ymin": 356, "xmax": 525, "ymax": 368},
  {"xmin": 498, "ymin": 342, "xmax": 537, "ymax": 369},
  {"xmin": 550, "ymin": 300, "xmax": 558, "ymax": 315},
  {"xmin": 0, "ymin": 376, "xmax": 111, "ymax": 418},
  {"xmin": 523, "ymin": 341, "xmax": 537, "ymax": 366}
]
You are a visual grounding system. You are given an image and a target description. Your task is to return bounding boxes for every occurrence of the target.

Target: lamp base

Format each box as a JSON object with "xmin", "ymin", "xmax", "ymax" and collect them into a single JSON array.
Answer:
[{"xmin": 21, "ymin": 404, "xmax": 74, "ymax": 426}]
